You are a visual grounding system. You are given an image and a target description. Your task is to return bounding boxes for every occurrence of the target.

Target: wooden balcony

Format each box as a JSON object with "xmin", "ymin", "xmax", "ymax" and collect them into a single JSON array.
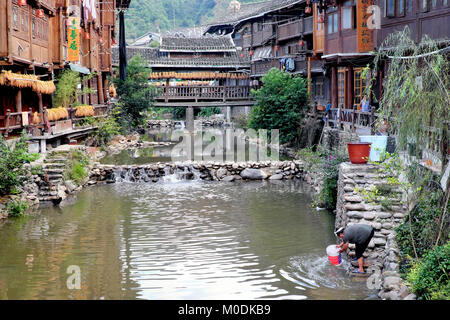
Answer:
[
  {"xmin": 0, "ymin": 105, "xmax": 110, "ymax": 138},
  {"xmin": 277, "ymin": 16, "xmax": 314, "ymax": 42},
  {"xmin": 251, "ymin": 59, "xmax": 279, "ymax": 76}
]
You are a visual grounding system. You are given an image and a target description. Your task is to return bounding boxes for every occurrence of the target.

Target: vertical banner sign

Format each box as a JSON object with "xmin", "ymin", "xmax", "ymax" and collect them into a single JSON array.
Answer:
[
  {"xmin": 357, "ymin": 0, "xmax": 374, "ymax": 52},
  {"xmin": 67, "ymin": 17, "xmax": 80, "ymax": 62}
]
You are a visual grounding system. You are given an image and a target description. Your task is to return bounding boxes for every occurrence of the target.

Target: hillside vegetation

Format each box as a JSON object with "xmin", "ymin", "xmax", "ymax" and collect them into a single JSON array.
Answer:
[{"xmin": 124, "ymin": 0, "xmax": 259, "ymax": 42}]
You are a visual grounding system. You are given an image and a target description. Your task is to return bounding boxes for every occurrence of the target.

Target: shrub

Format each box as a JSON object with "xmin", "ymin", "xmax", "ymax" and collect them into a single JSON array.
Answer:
[
  {"xmin": 6, "ymin": 199, "xmax": 29, "ymax": 218},
  {"xmin": 396, "ymin": 190, "xmax": 449, "ymax": 258},
  {"xmin": 234, "ymin": 114, "xmax": 249, "ymax": 130},
  {"xmin": 406, "ymin": 242, "xmax": 450, "ymax": 300},
  {"xmin": 249, "ymin": 68, "xmax": 309, "ymax": 145},
  {"xmin": 198, "ymin": 107, "xmax": 221, "ymax": 118},
  {"xmin": 317, "ymin": 149, "xmax": 348, "ymax": 210},
  {"xmin": 0, "ymin": 133, "xmax": 39, "ymax": 196},
  {"xmin": 297, "ymin": 146, "xmax": 348, "ymax": 210},
  {"xmin": 93, "ymin": 116, "xmax": 121, "ymax": 146},
  {"xmin": 172, "ymin": 107, "xmax": 186, "ymax": 120},
  {"xmin": 64, "ymin": 150, "xmax": 90, "ymax": 185}
]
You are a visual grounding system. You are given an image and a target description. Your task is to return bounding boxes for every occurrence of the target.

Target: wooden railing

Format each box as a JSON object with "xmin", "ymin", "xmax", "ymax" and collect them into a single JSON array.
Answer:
[
  {"xmin": 251, "ymin": 59, "xmax": 279, "ymax": 75},
  {"xmin": 0, "ymin": 105, "xmax": 111, "ymax": 137},
  {"xmin": 325, "ymin": 106, "xmax": 449, "ymax": 161},
  {"xmin": 325, "ymin": 106, "xmax": 378, "ymax": 133},
  {"xmin": 157, "ymin": 85, "xmax": 252, "ymax": 102}
]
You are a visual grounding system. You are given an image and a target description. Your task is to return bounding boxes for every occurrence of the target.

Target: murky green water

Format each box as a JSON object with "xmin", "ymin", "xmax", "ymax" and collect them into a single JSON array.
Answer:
[
  {"xmin": 100, "ymin": 128, "xmax": 293, "ymax": 165},
  {"xmin": 0, "ymin": 180, "xmax": 377, "ymax": 300}
]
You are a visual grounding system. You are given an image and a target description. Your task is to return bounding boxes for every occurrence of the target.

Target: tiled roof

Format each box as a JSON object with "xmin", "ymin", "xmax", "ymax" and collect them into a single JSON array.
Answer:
[
  {"xmin": 160, "ymin": 36, "xmax": 236, "ymax": 52},
  {"xmin": 207, "ymin": 0, "xmax": 303, "ymax": 27},
  {"xmin": 111, "ymin": 46, "xmax": 250, "ymax": 68}
]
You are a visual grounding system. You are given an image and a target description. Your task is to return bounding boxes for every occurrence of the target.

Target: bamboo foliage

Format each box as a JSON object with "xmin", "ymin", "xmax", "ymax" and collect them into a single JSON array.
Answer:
[{"xmin": 0, "ymin": 70, "xmax": 56, "ymax": 94}]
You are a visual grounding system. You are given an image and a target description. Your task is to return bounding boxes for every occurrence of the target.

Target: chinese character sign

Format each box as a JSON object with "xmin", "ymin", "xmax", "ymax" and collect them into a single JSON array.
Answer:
[
  {"xmin": 67, "ymin": 17, "xmax": 80, "ymax": 62},
  {"xmin": 357, "ymin": 0, "xmax": 374, "ymax": 53}
]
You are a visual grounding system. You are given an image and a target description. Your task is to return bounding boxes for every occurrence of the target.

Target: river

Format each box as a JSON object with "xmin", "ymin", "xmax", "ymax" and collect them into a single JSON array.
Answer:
[{"xmin": 0, "ymin": 179, "xmax": 377, "ymax": 300}]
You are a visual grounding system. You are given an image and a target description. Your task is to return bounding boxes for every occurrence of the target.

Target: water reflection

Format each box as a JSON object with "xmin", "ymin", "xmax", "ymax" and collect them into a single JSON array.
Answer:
[
  {"xmin": 100, "ymin": 128, "xmax": 292, "ymax": 165},
  {"xmin": 0, "ymin": 180, "xmax": 377, "ymax": 300}
]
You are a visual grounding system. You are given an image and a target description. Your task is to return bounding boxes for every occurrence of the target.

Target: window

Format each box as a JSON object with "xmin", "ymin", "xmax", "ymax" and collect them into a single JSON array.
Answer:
[
  {"xmin": 354, "ymin": 68, "xmax": 370, "ymax": 109},
  {"xmin": 421, "ymin": 0, "xmax": 429, "ymax": 11},
  {"xmin": 431, "ymin": 0, "xmax": 437, "ymax": 8},
  {"xmin": 398, "ymin": 0, "xmax": 405, "ymax": 16},
  {"xmin": 386, "ymin": 0, "xmax": 396, "ymax": 16},
  {"xmin": 257, "ymin": 23, "xmax": 263, "ymax": 31},
  {"xmin": 315, "ymin": 81, "xmax": 324, "ymax": 97},
  {"xmin": 328, "ymin": 13, "xmax": 338, "ymax": 34},
  {"xmin": 444, "ymin": 0, "xmax": 448, "ymax": 7},
  {"xmin": 407, "ymin": 0, "xmax": 413, "ymax": 12},
  {"xmin": 338, "ymin": 68, "xmax": 346, "ymax": 107},
  {"xmin": 342, "ymin": 2, "xmax": 353, "ymax": 29},
  {"xmin": 13, "ymin": 6, "xmax": 19, "ymax": 30}
]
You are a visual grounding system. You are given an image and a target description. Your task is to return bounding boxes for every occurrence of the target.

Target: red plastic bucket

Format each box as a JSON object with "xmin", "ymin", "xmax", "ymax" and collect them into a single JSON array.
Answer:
[
  {"xmin": 326, "ymin": 245, "xmax": 342, "ymax": 266},
  {"xmin": 347, "ymin": 142, "xmax": 372, "ymax": 164}
]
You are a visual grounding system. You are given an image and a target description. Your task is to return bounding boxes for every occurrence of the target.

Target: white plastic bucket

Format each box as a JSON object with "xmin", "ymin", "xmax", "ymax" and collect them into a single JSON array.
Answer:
[
  {"xmin": 326, "ymin": 245, "xmax": 342, "ymax": 266},
  {"xmin": 360, "ymin": 136, "xmax": 388, "ymax": 162}
]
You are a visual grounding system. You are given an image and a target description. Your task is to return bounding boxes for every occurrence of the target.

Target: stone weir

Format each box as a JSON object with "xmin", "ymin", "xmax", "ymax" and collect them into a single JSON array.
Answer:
[{"xmin": 89, "ymin": 160, "xmax": 306, "ymax": 184}]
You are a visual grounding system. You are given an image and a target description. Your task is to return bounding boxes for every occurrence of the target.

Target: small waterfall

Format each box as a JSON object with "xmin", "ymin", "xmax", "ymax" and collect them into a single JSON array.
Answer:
[
  {"xmin": 112, "ymin": 164, "xmax": 202, "ymax": 184},
  {"xmin": 114, "ymin": 167, "xmax": 133, "ymax": 183}
]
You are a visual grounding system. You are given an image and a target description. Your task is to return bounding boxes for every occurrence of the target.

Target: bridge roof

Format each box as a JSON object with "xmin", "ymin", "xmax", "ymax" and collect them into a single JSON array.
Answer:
[
  {"xmin": 112, "ymin": 45, "xmax": 251, "ymax": 69},
  {"xmin": 160, "ymin": 36, "xmax": 236, "ymax": 53}
]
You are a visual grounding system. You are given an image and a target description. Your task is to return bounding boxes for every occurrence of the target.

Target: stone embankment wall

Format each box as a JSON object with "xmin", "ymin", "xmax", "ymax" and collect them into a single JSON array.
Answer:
[
  {"xmin": 89, "ymin": 160, "xmax": 307, "ymax": 184},
  {"xmin": 336, "ymin": 162, "xmax": 416, "ymax": 300}
]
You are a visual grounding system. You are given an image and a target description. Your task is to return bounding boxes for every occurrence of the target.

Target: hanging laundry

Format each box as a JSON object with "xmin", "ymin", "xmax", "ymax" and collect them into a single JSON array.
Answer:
[{"xmin": 286, "ymin": 58, "xmax": 295, "ymax": 72}]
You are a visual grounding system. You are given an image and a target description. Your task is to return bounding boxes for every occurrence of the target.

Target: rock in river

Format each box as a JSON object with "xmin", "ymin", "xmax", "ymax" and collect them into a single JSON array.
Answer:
[{"xmin": 240, "ymin": 168, "xmax": 268, "ymax": 180}]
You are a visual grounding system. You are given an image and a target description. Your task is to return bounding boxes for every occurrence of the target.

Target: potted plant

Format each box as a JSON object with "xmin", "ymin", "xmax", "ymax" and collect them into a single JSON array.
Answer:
[{"xmin": 347, "ymin": 142, "xmax": 372, "ymax": 164}]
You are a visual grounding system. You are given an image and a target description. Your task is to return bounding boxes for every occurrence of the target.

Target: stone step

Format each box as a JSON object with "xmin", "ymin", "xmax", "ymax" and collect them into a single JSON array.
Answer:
[
  {"xmin": 44, "ymin": 157, "xmax": 67, "ymax": 163},
  {"xmin": 38, "ymin": 196, "xmax": 62, "ymax": 202},
  {"xmin": 43, "ymin": 163, "xmax": 66, "ymax": 168},
  {"xmin": 43, "ymin": 168, "xmax": 65, "ymax": 174}
]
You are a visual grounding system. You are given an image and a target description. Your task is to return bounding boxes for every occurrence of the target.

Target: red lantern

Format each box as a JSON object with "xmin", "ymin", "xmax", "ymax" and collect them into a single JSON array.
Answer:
[
  {"xmin": 100, "ymin": 37, "xmax": 104, "ymax": 44},
  {"xmin": 240, "ymin": 53, "xmax": 245, "ymax": 58},
  {"xmin": 305, "ymin": 6, "xmax": 311, "ymax": 14},
  {"xmin": 18, "ymin": 0, "xmax": 27, "ymax": 6},
  {"xmin": 84, "ymin": 32, "xmax": 90, "ymax": 40},
  {"xmin": 318, "ymin": 15, "xmax": 324, "ymax": 23},
  {"xmin": 274, "ymin": 45, "xmax": 279, "ymax": 52},
  {"xmin": 112, "ymin": 38, "xmax": 117, "ymax": 45},
  {"xmin": 299, "ymin": 40, "xmax": 305, "ymax": 47},
  {"xmin": 249, "ymin": 50, "xmax": 254, "ymax": 56},
  {"xmin": 36, "ymin": 9, "xmax": 44, "ymax": 18}
]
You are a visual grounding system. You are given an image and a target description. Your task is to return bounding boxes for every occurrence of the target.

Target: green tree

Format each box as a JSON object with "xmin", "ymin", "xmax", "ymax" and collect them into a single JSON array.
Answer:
[
  {"xmin": 249, "ymin": 68, "xmax": 309, "ymax": 145},
  {"xmin": 113, "ymin": 54, "xmax": 156, "ymax": 130}
]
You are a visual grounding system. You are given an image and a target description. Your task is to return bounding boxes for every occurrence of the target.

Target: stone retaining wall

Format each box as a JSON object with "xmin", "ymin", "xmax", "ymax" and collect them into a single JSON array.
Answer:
[{"xmin": 335, "ymin": 162, "xmax": 416, "ymax": 300}]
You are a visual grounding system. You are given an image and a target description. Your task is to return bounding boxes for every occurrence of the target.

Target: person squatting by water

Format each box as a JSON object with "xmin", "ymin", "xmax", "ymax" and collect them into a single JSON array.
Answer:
[{"xmin": 335, "ymin": 224, "xmax": 374, "ymax": 274}]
